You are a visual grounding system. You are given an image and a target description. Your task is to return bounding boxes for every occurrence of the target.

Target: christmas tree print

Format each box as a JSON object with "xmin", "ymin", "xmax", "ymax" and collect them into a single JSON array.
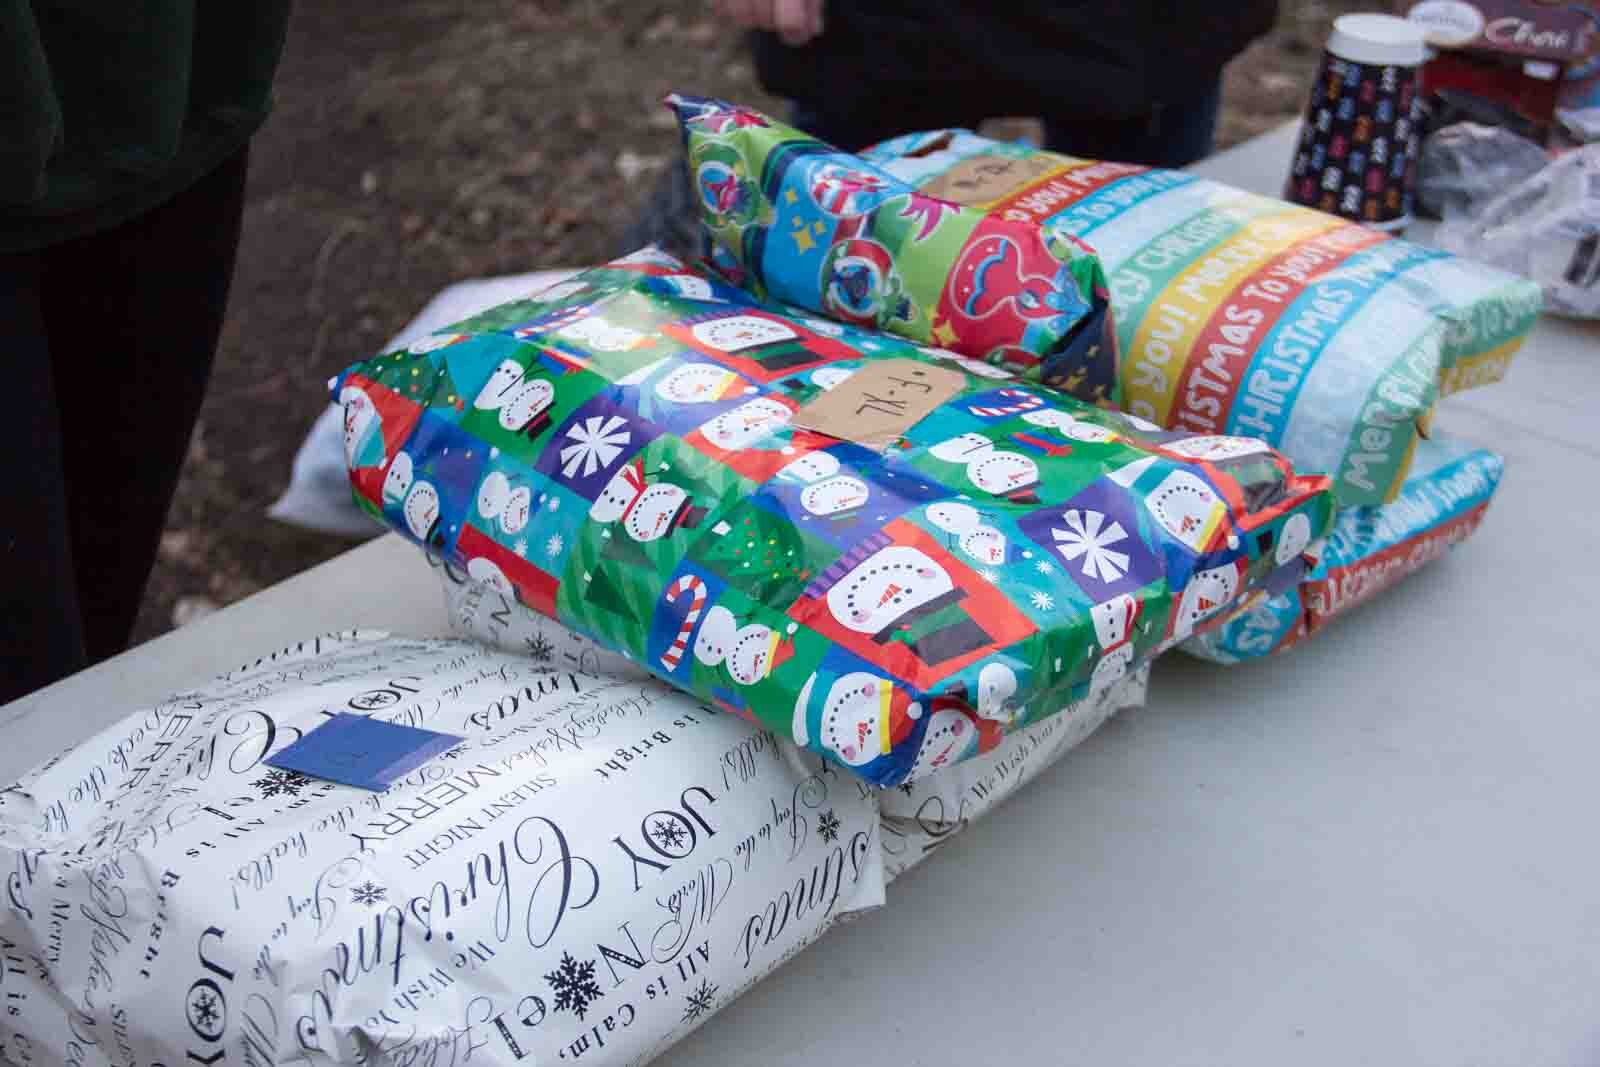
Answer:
[{"xmin": 690, "ymin": 499, "xmax": 835, "ymax": 610}]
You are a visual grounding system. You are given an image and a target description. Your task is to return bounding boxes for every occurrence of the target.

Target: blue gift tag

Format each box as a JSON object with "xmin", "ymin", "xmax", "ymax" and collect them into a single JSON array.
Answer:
[{"xmin": 265, "ymin": 713, "xmax": 462, "ymax": 791}]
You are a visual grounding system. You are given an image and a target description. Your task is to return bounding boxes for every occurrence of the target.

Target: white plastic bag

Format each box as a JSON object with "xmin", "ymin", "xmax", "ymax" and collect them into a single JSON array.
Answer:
[{"xmin": 1437, "ymin": 145, "xmax": 1600, "ymax": 318}]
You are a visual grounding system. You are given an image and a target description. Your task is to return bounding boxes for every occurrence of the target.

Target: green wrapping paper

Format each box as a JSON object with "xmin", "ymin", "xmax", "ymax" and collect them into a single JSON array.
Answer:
[
  {"xmin": 337, "ymin": 249, "xmax": 1336, "ymax": 786},
  {"xmin": 666, "ymin": 94, "xmax": 1121, "ymax": 404}
]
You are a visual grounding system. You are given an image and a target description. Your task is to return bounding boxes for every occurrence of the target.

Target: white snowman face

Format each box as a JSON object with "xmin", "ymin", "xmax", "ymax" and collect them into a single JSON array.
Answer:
[
  {"xmin": 909, "ymin": 707, "xmax": 977, "ymax": 778},
  {"xmin": 656, "ymin": 363, "xmax": 742, "ymax": 404},
  {"xmin": 926, "ymin": 501, "xmax": 982, "ymax": 534},
  {"xmin": 501, "ymin": 486, "xmax": 532, "ymax": 534},
  {"xmin": 1174, "ymin": 564, "xmax": 1240, "ymax": 638},
  {"xmin": 797, "ymin": 316, "xmax": 846, "ymax": 338},
  {"xmin": 818, "ymin": 672, "xmax": 915, "ymax": 766},
  {"xmin": 929, "ymin": 433, "xmax": 994, "ymax": 464},
  {"xmin": 801, "ymin": 475, "xmax": 870, "ymax": 517},
  {"xmin": 1090, "ymin": 593, "xmax": 1138, "ymax": 649},
  {"xmin": 827, "ymin": 546, "xmax": 954, "ymax": 635},
  {"xmin": 557, "ymin": 315, "xmax": 646, "ymax": 352},
  {"xmin": 700, "ymin": 397, "xmax": 791, "ymax": 451},
  {"xmin": 466, "ymin": 556, "xmax": 514, "ymax": 596},
  {"xmin": 691, "ymin": 315, "xmax": 796, "ymax": 353},
  {"xmin": 1064, "ymin": 422, "xmax": 1118, "ymax": 443},
  {"xmin": 477, "ymin": 471, "xmax": 512, "ymax": 520},
  {"xmin": 960, "ymin": 526, "xmax": 1008, "ymax": 566},
  {"xmin": 475, "ymin": 360, "xmax": 527, "ymax": 410},
  {"xmin": 1147, "ymin": 471, "xmax": 1226, "ymax": 551},
  {"xmin": 778, "ymin": 450, "xmax": 841, "ymax": 484},
  {"xmin": 977, "ymin": 662, "xmax": 1018, "ymax": 721},
  {"xmin": 810, "ymin": 365, "xmax": 855, "ymax": 390},
  {"xmin": 662, "ymin": 274, "xmax": 720, "ymax": 301},
  {"xmin": 341, "ymin": 387, "xmax": 380, "ymax": 465},
  {"xmin": 383, "ymin": 451, "xmax": 415, "ymax": 506},
  {"xmin": 1020, "ymin": 408, "xmax": 1078, "ymax": 431},
  {"xmin": 726, "ymin": 623, "xmax": 777, "ymax": 686},
  {"xmin": 969, "ymin": 451, "xmax": 1038, "ymax": 496},
  {"xmin": 1164, "ymin": 435, "xmax": 1271, "ymax": 461},
  {"xmin": 499, "ymin": 378, "xmax": 554, "ymax": 432},
  {"xmin": 1275, "ymin": 512, "xmax": 1313, "ymax": 566},
  {"xmin": 692, "ymin": 605, "xmax": 739, "ymax": 667},
  {"xmin": 403, "ymin": 481, "xmax": 441, "ymax": 541},
  {"xmin": 1088, "ymin": 644, "xmax": 1135, "ymax": 700},
  {"xmin": 589, "ymin": 468, "xmax": 638, "ymax": 523}
]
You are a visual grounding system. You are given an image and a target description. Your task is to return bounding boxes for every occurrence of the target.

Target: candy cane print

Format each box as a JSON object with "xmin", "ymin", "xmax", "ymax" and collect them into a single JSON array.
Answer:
[
  {"xmin": 968, "ymin": 388, "xmax": 1045, "ymax": 419},
  {"xmin": 659, "ymin": 574, "xmax": 708, "ymax": 672}
]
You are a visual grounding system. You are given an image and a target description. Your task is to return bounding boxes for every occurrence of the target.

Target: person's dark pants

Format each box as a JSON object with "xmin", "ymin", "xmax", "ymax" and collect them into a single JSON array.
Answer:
[
  {"xmin": 791, "ymin": 77, "xmax": 1225, "ymax": 165},
  {"xmin": 617, "ymin": 81, "xmax": 1223, "ymax": 258},
  {"xmin": 0, "ymin": 149, "xmax": 250, "ymax": 704}
]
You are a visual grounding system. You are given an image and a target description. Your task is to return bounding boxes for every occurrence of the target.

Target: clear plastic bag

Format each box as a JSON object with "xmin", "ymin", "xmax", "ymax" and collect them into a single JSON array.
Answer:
[
  {"xmin": 1437, "ymin": 145, "xmax": 1600, "ymax": 319},
  {"xmin": 1417, "ymin": 122, "xmax": 1551, "ymax": 221}
]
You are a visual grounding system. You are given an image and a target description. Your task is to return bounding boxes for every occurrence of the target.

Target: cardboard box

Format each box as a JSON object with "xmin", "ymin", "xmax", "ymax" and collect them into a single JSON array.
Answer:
[{"xmin": 1402, "ymin": 1, "xmax": 1600, "ymax": 143}]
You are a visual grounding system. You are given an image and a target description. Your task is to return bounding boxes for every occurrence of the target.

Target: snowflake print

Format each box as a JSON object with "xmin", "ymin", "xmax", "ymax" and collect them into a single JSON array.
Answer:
[
  {"xmin": 252, "ymin": 768, "xmax": 311, "ymax": 799},
  {"xmin": 817, "ymin": 808, "xmax": 841, "ymax": 843},
  {"xmin": 187, "ymin": 987, "xmax": 224, "ymax": 1040},
  {"xmin": 1051, "ymin": 509, "xmax": 1131, "ymax": 583},
  {"xmin": 682, "ymin": 978, "xmax": 719, "ymax": 1023},
  {"xmin": 546, "ymin": 533, "xmax": 564, "ymax": 558},
  {"xmin": 979, "ymin": 568, "xmax": 1000, "ymax": 584},
  {"xmin": 650, "ymin": 817, "xmax": 689, "ymax": 851},
  {"xmin": 559, "ymin": 415, "xmax": 631, "ymax": 479},
  {"xmin": 1036, "ymin": 559, "xmax": 1054, "ymax": 575},
  {"xmin": 513, "ymin": 538, "xmax": 528, "ymax": 557},
  {"xmin": 545, "ymin": 952, "xmax": 604, "ymax": 1020},
  {"xmin": 350, "ymin": 881, "xmax": 387, "ymax": 906},
  {"xmin": 524, "ymin": 633, "xmax": 555, "ymax": 663},
  {"xmin": 1029, "ymin": 590, "xmax": 1055, "ymax": 611}
]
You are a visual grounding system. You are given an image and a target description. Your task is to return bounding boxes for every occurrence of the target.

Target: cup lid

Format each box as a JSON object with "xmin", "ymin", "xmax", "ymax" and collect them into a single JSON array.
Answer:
[{"xmin": 1327, "ymin": 13, "xmax": 1428, "ymax": 67}]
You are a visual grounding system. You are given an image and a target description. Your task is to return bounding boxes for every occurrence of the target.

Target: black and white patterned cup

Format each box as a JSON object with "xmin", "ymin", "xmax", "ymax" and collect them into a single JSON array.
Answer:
[{"xmin": 1286, "ymin": 13, "xmax": 1428, "ymax": 231}]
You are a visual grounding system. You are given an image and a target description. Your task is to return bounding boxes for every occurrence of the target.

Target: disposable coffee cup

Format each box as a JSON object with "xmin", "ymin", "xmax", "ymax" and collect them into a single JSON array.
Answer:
[{"xmin": 1285, "ymin": 13, "xmax": 1428, "ymax": 232}]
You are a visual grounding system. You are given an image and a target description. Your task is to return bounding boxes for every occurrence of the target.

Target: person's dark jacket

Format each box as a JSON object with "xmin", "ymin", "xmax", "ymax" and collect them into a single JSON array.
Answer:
[
  {"xmin": 752, "ymin": 1, "xmax": 1278, "ymax": 125},
  {"xmin": 0, "ymin": 2, "xmax": 292, "ymax": 252}
]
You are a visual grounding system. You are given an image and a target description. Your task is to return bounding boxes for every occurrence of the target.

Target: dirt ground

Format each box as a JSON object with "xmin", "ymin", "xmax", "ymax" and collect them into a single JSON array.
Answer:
[{"xmin": 137, "ymin": 0, "xmax": 1371, "ymax": 644}]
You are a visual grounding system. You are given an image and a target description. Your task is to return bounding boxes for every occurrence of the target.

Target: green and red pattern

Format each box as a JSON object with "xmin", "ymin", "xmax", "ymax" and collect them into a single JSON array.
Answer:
[{"xmin": 338, "ymin": 249, "xmax": 1335, "ymax": 786}]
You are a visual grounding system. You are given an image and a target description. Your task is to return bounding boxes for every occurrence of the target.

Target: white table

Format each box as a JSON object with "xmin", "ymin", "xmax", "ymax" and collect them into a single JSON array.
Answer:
[{"xmin": 9, "ymin": 124, "xmax": 1599, "ymax": 1066}]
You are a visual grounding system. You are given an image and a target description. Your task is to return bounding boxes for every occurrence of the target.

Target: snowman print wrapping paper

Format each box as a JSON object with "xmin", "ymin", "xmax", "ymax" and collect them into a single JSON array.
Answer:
[{"xmin": 338, "ymin": 249, "xmax": 1336, "ymax": 786}]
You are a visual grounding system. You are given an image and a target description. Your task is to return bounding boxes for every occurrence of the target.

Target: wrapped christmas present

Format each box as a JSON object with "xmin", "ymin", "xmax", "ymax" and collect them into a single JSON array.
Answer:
[
  {"xmin": 880, "ymin": 663, "xmax": 1149, "ymax": 881},
  {"xmin": 434, "ymin": 562, "xmax": 1147, "ymax": 883},
  {"xmin": 1184, "ymin": 437, "xmax": 1504, "ymax": 662},
  {"xmin": 336, "ymin": 251, "xmax": 1335, "ymax": 786},
  {"xmin": 0, "ymin": 631, "xmax": 883, "ymax": 1066},
  {"xmin": 665, "ymin": 94, "xmax": 1119, "ymax": 403},
  {"xmin": 851, "ymin": 129, "xmax": 1541, "ymax": 507}
]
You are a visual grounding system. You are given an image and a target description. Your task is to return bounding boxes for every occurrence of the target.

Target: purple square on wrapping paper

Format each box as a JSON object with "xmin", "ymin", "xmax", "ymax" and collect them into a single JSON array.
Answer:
[
  {"xmin": 265, "ymin": 714, "xmax": 462, "ymax": 792},
  {"xmin": 1017, "ymin": 477, "xmax": 1163, "ymax": 600},
  {"xmin": 533, "ymin": 393, "xmax": 661, "ymax": 500}
]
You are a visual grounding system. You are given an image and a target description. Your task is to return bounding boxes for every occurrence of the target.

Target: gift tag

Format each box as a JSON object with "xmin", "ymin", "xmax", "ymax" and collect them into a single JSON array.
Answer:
[
  {"xmin": 265, "ymin": 713, "xmax": 463, "ymax": 791},
  {"xmin": 790, "ymin": 359, "xmax": 967, "ymax": 450}
]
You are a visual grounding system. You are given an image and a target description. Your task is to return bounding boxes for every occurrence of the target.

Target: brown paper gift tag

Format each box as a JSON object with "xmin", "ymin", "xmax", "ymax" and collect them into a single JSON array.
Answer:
[{"xmin": 790, "ymin": 359, "xmax": 968, "ymax": 451}]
